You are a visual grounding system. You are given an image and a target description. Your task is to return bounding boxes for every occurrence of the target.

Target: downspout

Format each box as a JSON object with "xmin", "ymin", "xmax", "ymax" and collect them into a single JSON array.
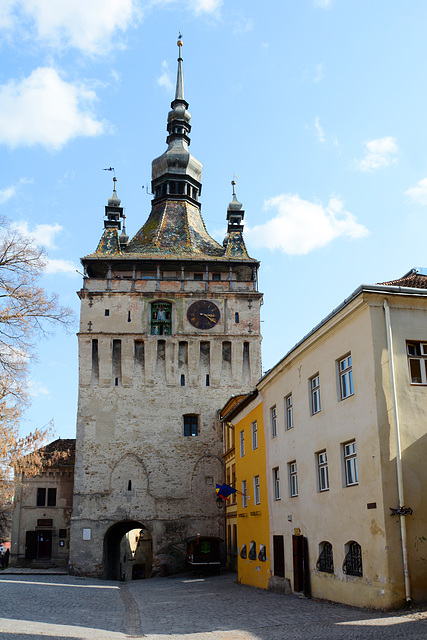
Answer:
[{"xmin": 383, "ymin": 299, "xmax": 411, "ymax": 603}]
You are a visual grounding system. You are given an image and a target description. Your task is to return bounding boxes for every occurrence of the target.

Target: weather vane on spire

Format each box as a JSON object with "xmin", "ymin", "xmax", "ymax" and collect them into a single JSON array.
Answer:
[{"xmin": 177, "ymin": 33, "xmax": 183, "ymax": 58}]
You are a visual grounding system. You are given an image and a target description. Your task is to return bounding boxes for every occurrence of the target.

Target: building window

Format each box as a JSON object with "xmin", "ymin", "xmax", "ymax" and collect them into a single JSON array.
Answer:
[
  {"xmin": 239, "ymin": 430, "xmax": 245, "ymax": 457},
  {"xmin": 343, "ymin": 541, "xmax": 363, "ymax": 577},
  {"xmin": 270, "ymin": 406, "xmax": 277, "ymax": 438},
  {"xmin": 194, "ymin": 273, "xmax": 203, "ymax": 281},
  {"xmin": 183, "ymin": 415, "xmax": 198, "ymax": 437},
  {"xmin": 212, "ymin": 273, "xmax": 221, "ymax": 281},
  {"xmin": 339, "ymin": 355, "xmax": 354, "ymax": 399},
  {"xmin": 37, "ymin": 488, "xmax": 56, "ymax": 507},
  {"xmin": 273, "ymin": 467, "xmax": 280, "ymax": 500},
  {"xmin": 317, "ymin": 451, "xmax": 329, "ymax": 492},
  {"xmin": 241, "ymin": 480, "xmax": 247, "ymax": 508},
  {"xmin": 58, "ymin": 529, "xmax": 67, "ymax": 539},
  {"xmin": 249, "ymin": 540, "xmax": 257, "ymax": 560},
  {"xmin": 36, "ymin": 488, "xmax": 46, "ymax": 507},
  {"xmin": 343, "ymin": 440, "xmax": 358, "ymax": 486},
  {"xmin": 285, "ymin": 394, "xmax": 293, "ymax": 430},
  {"xmin": 289, "ymin": 461, "xmax": 298, "ymax": 497},
  {"xmin": 310, "ymin": 375, "xmax": 321, "ymax": 414},
  {"xmin": 407, "ymin": 342, "xmax": 427, "ymax": 384},
  {"xmin": 316, "ymin": 541, "xmax": 334, "ymax": 574},
  {"xmin": 151, "ymin": 302, "xmax": 172, "ymax": 335},
  {"xmin": 253, "ymin": 476, "xmax": 260, "ymax": 505},
  {"xmin": 180, "ymin": 374, "xmax": 185, "ymax": 386},
  {"xmin": 235, "ymin": 312, "xmax": 239, "ymax": 323},
  {"xmin": 251, "ymin": 420, "xmax": 258, "ymax": 450}
]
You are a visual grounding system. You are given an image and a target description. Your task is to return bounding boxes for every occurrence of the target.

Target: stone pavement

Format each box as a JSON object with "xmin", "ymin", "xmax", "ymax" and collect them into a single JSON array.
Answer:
[{"xmin": 1, "ymin": 572, "xmax": 427, "ymax": 640}]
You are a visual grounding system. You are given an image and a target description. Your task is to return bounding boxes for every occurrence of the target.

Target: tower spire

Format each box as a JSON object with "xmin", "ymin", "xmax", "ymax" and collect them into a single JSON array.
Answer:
[{"xmin": 175, "ymin": 33, "xmax": 184, "ymax": 101}]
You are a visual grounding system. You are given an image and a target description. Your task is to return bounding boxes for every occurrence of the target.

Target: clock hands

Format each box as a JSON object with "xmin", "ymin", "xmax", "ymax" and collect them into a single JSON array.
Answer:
[{"xmin": 199, "ymin": 312, "xmax": 216, "ymax": 322}]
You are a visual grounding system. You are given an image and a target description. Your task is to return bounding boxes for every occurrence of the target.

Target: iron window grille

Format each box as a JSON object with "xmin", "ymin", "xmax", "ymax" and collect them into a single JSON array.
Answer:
[
  {"xmin": 240, "ymin": 544, "xmax": 247, "ymax": 559},
  {"xmin": 343, "ymin": 541, "xmax": 363, "ymax": 577},
  {"xmin": 339, "ymin": 355, "xmax": 354, "ymax": 399},
  {"xmin": 249, "ymin": 540, "xmax": 257, "ymax": 560},
  {"xmin": 258, "ymin": 545, "xmax": 267, "ymax": 562},
  {"xmin": 316, "ymin": 542, "xmax": 334, "ymax": 573}
]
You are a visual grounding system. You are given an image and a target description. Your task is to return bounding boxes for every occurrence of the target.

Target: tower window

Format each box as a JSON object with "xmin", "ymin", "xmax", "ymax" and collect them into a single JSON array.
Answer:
[
  {"xmin": 212, "ymin": 273, "xmax": 221, "ymax": 281},
  {"xmin": 184, "ymin": 415, "xmax": 199, "ymax": 437},
  {"xmin": 194, "ymin": 273, "xmax": 203, "ymax": 281},
  {"xmin": 206, "ymin": 374, "xmax": 210, "ymax": 386},
  {"xmin": 105, "ymin": 309, "xmax": 110, "ymax": 316},
  {"xmin": 151, "ymin": 302, "xmax": 172, "ymax": 335},
  {"xmin": 181, "ymin": 374, "xmax": 185, "ymax": 386},
  {"xmin": 128, "ymin": 311, "xmax": 131, "ymax": 322},
  {"xmin": 235, "ymin": 312, "xmax": 239, "ymax": 323}
]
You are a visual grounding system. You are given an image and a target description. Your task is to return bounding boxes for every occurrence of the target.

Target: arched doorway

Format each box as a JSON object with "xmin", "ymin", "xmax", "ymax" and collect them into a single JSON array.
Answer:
[{"xmin": 103, "ymin": 520, "xmax": 152, "ymax": 581}]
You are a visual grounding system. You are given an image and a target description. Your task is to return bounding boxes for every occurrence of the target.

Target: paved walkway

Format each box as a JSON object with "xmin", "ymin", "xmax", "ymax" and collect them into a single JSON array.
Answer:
[{"xmin": 1, "ymin": 572, "xmax": 427, "ymax": 639}]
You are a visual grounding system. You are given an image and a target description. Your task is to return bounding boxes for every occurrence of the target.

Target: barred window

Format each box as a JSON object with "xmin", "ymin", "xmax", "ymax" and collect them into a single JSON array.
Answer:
[
  {"xmin": 316, "ymin": 541, "xmax": 334, "ymax": 574},
  {"xmin": 343, "ymin": 541, "xmax": 363, "ymax": 577}
]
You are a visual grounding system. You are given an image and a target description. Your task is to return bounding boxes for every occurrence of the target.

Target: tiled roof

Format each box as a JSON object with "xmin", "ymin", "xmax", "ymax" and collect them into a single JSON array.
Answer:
[
  {"xmin": 379, "ymin": 268, "xmax": 427, "ymax": 289},
  {"xmin": 39, "ymin": 438, "xmax": 76, "ymax": 466}
]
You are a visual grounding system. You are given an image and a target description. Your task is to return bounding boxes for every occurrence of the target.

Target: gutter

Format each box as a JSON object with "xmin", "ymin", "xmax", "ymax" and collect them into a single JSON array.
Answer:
[{"xmin": 383, "ymin": 299, "xmax": 411, "ymax": 603}]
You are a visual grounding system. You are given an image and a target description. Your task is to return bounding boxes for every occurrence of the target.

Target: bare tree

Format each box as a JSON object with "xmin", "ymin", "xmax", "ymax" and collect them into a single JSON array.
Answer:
[{"xmin": 0, "ymin": 216, "xmax": 74, "ymax": 537}]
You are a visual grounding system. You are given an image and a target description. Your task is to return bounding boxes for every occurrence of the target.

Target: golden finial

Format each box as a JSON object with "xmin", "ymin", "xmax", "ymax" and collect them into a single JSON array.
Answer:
[{"xmin": 177, "ymin": 33, "xmax": 183, "ymax": 48}]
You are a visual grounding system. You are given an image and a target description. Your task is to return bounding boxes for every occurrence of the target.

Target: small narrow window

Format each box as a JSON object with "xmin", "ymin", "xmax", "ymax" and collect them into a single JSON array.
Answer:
[
  {"xmin": 112, "ymin": 339, "xmax": 122, "ymax": 386},
  {"xmin": 127, "ymin": 480, "xmax": 132, "ymax": 491},
  {"xmin": 310, "ymin": 375, "xmax": 321, "ymax": 414},
  {"xmin": 235, "ymin": 312, "xmax": 239, "ymax": 324},
  {"xmin": 180, "ymin": 374, "xmax": 185, "ymax": 386},
  {"xmin": 270, "ymin": 406, "xmax": 277, "ymax": 438},
  {"xmin": 251, "ymin": 420, "xmax": 258, "ymax": 450},
  {"xmin": 91, "ymin": 339, "xmax": 99, "ymax": 383},
  {"xmin": 289, "ymin": 461, "xmax": 298, "ymax": 497},
  {"xmin": 273, "ymin": 467, "xmax": 280, "ymax": 500},
  {"xmin": 58, "ymin": 529, "xmax": 67, "ymax": 539},
  {"xmin": 253, "ymin": 475, "xmax": 260, "ymax": 505},
  {"xmin": 47, "ymin": 488, "xmax": 57, "ymax": 507},
  {"xmin": 194, "ymin": 273, "xmax": 203, "ymax": 281},
  {"xmin": 115, "ymin": 378, "xmax": 119, "ymax": 386},
  {"xmin": 317, "ymin": 451, "xmax": 329, "ymax": 491},
  {"xmin": 239, "ymin": 430, "xmax": 245, "ymax": 457},
  {"xmin": 206, "ymin": 374, "xmax": 210, "ymax": 386},
  {"xmin": 212, "ymin": 273, "xmax": 221, "ymax": 281},
  {"xmin": 241, "ymin": 480, "xmax": 247, "ymax": 508},
  {"xmin": 127, "ymin": 310, "xmax": 131, "ymax": 323},
  {"xmin": 285, "ymin": 394, "xmax": 293, "ymax": 430},
  {"xmin": 105, "ymin": 309, "xmax": 110, "ymax": 317}
]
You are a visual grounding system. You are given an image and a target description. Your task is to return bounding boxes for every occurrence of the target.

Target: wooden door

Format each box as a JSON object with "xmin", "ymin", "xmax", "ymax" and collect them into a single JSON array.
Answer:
[
  {"xmin": 37, "ymin": 531, "xmax": 52, "ymax": 558},
  {"xmin": 292, "ymin": 534, "xmax": 304, "ymax": 592},
  {"xmin": 25, "ymin": 531, "xmax": 37, "ymax": 559},
  {"xmin": 273, "ymin": 535, "xmax": 285, "ymax": 577}
]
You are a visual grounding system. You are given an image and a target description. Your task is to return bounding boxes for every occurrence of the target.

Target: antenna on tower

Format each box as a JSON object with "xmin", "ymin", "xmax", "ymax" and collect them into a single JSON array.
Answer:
[{"xmin": 103, "ymin": 167, "xmax": 116, "ymax": 177}]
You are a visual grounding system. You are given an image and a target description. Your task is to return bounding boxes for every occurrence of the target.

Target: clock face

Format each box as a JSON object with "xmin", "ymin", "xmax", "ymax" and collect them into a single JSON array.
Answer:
[{"xmin": 187, "ymin": 300, "xmax": 220, "ymax": 329}]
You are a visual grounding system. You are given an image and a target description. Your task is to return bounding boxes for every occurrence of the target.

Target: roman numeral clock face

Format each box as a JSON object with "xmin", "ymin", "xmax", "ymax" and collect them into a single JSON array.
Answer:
[{"xmin": 187, "ymin": 300, "xmax": 220, "ymax": 329}]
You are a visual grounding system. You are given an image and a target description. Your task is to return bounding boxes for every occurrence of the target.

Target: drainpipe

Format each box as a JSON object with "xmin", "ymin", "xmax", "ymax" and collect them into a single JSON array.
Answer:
[{"xmin": 383, "ymin": 299, "xmax": 411, "ymax": 603}]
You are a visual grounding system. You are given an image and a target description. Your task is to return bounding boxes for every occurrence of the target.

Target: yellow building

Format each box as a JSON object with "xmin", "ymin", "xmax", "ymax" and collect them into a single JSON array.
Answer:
[{"xmin": 221, "ymin": 390, "xmax": 271, "ymax": 589}]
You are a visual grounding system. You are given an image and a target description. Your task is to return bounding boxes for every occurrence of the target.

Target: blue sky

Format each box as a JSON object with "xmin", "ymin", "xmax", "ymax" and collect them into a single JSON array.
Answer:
[{"xmin": 2, "ymin": 0, "xmax": 427, "ymax": 439}]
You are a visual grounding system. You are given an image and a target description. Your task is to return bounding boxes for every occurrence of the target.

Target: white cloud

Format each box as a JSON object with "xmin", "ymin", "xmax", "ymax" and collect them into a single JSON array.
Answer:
[
  {"xmin": 157, "ymin": 60, "xmax": 173, "ymax": 92},
  {"xmin": 245, "ymin": 194, "xmax": 368, "ymax": 256},
  {"xmin": 2, "ymin": 0, "xmax": 140, "ymax": 55},
  {"xmin": 0, "ymin": 67, "xmax": 107, "ymax": 149},
  {"xmin": 314, "ymin": 63, "xmax": 324, "ymax": 83},
  {"xmin": 0, "ymin": 185, "xmax": 16, "ymax": 204},
  {"xmin": 44, "ymin": 258, "xmax": 80, "ymax": 275},
  {"xmin": 405, "ymin": 177, "xmax": 427, "ymax": 205},
  {"xmin": 28, "ymin": 381, "xmax": 50, "ymax": 398},
  {"xmin": 355, "ymin": 136, "xmax": 398, "ymax": 172},
  {"xmin": 314, "ymin": 0, "xmax": 332, "ymax": 8},
  {"xmin": 189, "ymin": 0, "xmax": 222, "ymax": 13},
  {"xmin": 13, "ymin": 221, "xmax": 63, "ymax": 248},
  {"xmin": 314, "ymin": 116, "xmax": 325, "ymax": 143}
]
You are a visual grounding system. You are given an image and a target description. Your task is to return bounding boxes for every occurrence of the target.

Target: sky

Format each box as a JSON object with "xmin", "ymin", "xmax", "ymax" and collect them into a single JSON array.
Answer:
[{"xmin": 2, "ymin": 0, "xmax": 427, "ymax": 440}]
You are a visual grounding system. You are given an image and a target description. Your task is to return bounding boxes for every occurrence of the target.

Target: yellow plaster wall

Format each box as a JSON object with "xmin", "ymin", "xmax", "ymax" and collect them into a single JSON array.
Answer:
[{"xmin": 234, "ymin": 399, "xmax": 271, "ymax": 589}]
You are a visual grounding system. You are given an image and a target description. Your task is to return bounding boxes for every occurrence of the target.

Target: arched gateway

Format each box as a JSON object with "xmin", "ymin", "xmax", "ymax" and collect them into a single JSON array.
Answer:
[{"xmin": 104, "ymin": 521, "xmax": 152, "ymax": 581}]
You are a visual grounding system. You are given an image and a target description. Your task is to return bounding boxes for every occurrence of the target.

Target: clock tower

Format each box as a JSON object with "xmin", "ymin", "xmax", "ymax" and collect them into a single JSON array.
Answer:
[{"xmin": 70, "ymin": 38, "xmax": 262, "ymax": 578}]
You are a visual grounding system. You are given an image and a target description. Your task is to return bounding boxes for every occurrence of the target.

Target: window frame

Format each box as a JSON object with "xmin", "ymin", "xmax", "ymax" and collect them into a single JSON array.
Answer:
[
  {"xmin": 273, "ymin": 467, "xmax": 280, "ymax": 501},
  {"xmin": 338, "ymin": 354, "xmax": 354, "ymax": 400},
  {"xmin": 241, "ymin": 480, "xmax": 247, "ymax": 508},
  {"xmin": 239, "ymin": 430, "xmax": 245, "ymax": 457},
  {"xmin": 317, "ymin": 450, "xmax": 329, "ymax": 492},
  {"xmin": 343, "ymin": 541, "xmax": 363, "ymax": 577},
  {"xmin": 310, "ymin": 374, "xmax": 321, "ymax": 415},
  {"xmin": 316, "ymin": 541, "xmax": 334, "ymax": 574},
  {"xmin": 343, "ymin": 440, "xmax": 358, "ymax": 486},
  {"xmin": 285, "ymin": 393, "xmax": 293, "ymax": 430},
  {"xmin": 289, "ymin": 461, "xmax": 298, "ymax": 497},
  {"xmin": 407, "ymin": 341, "xmax": 427, "ymax": 385},
  {"xmin": 251, "ymin": 420, "xmax": 258, "ymax": 450},
  {"xmin": 270, "ymin": 405, "xmax": 277, "ymax": 438},
  {"xmin": 253, "ymin": 475, "xmax": 260, "ymax": 505},
  {"xmin": 183, "ymin": 414, "xmax": 198, "ymax": 437}
]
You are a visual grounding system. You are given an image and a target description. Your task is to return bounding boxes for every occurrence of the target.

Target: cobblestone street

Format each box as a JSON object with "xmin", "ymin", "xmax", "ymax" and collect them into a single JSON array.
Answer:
[{"xmin": 1, "ymin": 572, "xmax": 427, "ymax": 640}]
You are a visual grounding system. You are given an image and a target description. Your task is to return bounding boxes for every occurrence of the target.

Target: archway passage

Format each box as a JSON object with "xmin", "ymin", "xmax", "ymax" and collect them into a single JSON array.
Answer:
[{"xmin": 103, "ymin": 520, "xmax": 152, "ymax": 581}]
